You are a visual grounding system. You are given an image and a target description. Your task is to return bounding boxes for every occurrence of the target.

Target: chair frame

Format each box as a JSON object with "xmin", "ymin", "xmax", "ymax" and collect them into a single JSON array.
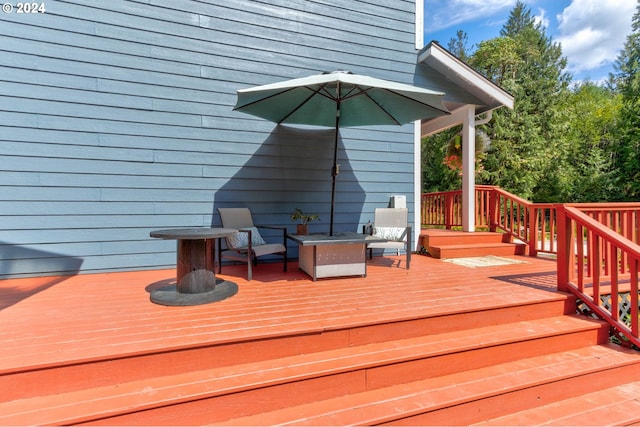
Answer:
[
  {"xmin": 364, "ymin": 208, "xmax": 411, "ymax": 269},
  {"xmin": 217, "ymin": 208, "xmax": 287, "ymax": 281}
]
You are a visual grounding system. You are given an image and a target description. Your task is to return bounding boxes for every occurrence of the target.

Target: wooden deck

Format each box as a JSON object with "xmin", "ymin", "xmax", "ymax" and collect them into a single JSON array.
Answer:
[
  {"xmin": 0, "ymin": 255, "xmax": 558, "ymax": 374},
  {"xmin": 2, "ymin": 253, "xmax": 640, "ymax": 425}
]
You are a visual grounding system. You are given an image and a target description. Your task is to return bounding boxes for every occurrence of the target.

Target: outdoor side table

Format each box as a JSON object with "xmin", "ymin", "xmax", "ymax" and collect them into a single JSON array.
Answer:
[
  {"xmin": 287, "ymin": 232, "xmax": 387, "ymax": 281},
  {"xmin": 149, "ymin": 227, "xmax": 238, "ymax": 306}
]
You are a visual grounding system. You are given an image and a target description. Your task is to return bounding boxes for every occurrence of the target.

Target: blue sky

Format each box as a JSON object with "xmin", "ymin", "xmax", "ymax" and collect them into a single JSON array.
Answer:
[{"xmin": 423, "ymin": 0, "xmax": 636, "ymax": 83}]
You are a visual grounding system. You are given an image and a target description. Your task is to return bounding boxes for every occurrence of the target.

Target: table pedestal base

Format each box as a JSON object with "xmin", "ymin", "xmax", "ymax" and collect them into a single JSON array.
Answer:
[
  {"xmin": 150, "ymin": 234, "xmax": 238, "ymax": 306},
  {"xmin": 150, "ymin": 278, "xmax": 238, "ymax": 306}
]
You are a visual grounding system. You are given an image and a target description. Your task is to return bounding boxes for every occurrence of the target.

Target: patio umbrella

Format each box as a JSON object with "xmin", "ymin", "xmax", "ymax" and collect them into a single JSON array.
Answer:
[{"xmin": 234, "ymin": 70, "xmax": 449, "ymax": 235}]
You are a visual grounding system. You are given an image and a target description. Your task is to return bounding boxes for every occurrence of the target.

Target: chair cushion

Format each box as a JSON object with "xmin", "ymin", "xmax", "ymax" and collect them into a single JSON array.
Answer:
[
  {"xmin": 373, "ymin": 226, "xmax": 406, "ymax": 241},
  {"xmin": 252, "ymin": 243, "xmax": 286, "ymax": 257},
  {"xmin": 368, "ymin": 241, "xmax": 406, "ymax": 250},
  {"xmin": 228, "ymin": 227, "xmax": 266, "ymax": 249}
]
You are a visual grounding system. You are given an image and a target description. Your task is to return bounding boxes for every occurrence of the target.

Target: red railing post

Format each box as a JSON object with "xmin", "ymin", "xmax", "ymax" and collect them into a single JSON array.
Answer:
[
  {"xmin": 445, "ymin": 192, "xmax": 454, "ymax": 229},
  {"xmin": 635, "ymin": 208, "xmax": 640, "ymax": 245},
  {"xmin": 556, "ymin": 205, "xmax": 570, "ymax": 292},
  {"xmin": 488, "ymin": 188, "xmax": 498, "ymax": 232},
  {"xmin": 529, "ymin": 205, "xmax": 538, "ymax": 257}
]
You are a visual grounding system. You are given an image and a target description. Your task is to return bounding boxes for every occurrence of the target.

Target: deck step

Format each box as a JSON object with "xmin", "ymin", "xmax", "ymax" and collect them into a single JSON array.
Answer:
[
  {"xmin": 473, "ymin": 380, "xmax": 640, "ymax": 426},
  {"xmin": 421, "ymin": 230, "xmax": 510, "ymax": 247},
  {"xmin": 0, "ymin": 293, "xmax": 575, "ymax": 403},
  {"xmin": 420, "ymin": 229, "xmax": 528, "ymax": 259},
  {"xmin": 0, "ymin": 315, "xmax": 608, "ymax": 426},
  {"xmin": 218, "ymin": 344, "xmax": 640, "ymax": 426},
  {"xmin": 430, "ymin": 242, "xmax": 527, "ymax": 258}
]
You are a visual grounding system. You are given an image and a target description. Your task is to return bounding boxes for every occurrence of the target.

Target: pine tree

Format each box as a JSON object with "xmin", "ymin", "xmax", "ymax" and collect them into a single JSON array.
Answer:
[
  {"xmin": 447, "ymin": 30, "xmax": 471, "ymax": 62},
  {"xmin": 613, "ymin": 1, "xmax": 640, "ymax": 199},
  {"xmin": 560, "ymin": 82, "xmax": 623, "ymax": 202},
  {"xmin": 471, "ymin": 1, "xmax": 571, "ymax": 201}
]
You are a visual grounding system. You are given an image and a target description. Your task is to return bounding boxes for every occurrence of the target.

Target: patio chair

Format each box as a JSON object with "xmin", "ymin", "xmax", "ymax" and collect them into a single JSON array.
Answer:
[
  {"xmin": 217, "ymin": 208, "xmax": 287, "ymax": 281},
  {"xmin": 365, "ymin": 208, "xmax": 411, "ymax": 269}
]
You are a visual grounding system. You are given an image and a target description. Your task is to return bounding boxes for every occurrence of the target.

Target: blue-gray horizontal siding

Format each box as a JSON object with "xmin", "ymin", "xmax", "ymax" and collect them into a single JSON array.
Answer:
[{"xmin": 0, "ymin": 0, "xmax": 419, "ymax": 278}]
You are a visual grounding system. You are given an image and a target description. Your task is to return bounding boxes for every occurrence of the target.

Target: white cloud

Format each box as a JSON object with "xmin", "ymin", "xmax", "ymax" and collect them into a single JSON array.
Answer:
[
  {"xmin": 425, "ymin": 0, "xmax": 516, "ymax": 31},
  {"xmin": 533, "ymin": 8, "xmax": 549, "ymax": 29},
  {"xmin": 555, "ymin": 0, "xmax": 635, "ymax": 74}
]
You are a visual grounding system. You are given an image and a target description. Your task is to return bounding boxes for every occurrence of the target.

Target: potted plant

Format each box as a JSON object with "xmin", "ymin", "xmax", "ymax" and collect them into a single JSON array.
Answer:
[{"xmin": 290, "ymin": 208, "xmax": 320, "ymax": 235}]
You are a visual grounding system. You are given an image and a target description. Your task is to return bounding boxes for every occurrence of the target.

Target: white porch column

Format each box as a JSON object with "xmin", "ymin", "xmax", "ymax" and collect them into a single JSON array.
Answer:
[
  {"xmin": 413, "ymin": 121, "xmax": 422, "ymax": 251},
  {"xmin": 461, "ymin": 105, "xmax": 475, "ymax": 232}
]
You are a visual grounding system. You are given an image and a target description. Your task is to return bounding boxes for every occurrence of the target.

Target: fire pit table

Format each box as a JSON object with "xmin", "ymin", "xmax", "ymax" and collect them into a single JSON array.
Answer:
[{"xmin": 287, "ymin": 232, "xmax": 386, "ymax": 281}]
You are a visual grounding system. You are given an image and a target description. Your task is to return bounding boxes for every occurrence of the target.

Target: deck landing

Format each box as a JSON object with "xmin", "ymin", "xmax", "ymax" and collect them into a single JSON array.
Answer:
[
  {"xmin": 0, "ymin": 255, "xmax": 559, "ymax": 375},
  {"xmin": 1, "ymin": 254, "xmax": 639, "ymax": 425}
]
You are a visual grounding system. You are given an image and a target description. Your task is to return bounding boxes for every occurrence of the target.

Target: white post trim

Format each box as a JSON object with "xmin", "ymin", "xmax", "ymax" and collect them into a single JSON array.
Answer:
[
  {"xmin": 413, "ymin": 120, "xmax": 421, "ymax": 250},
  {"xmin": 461, "ymin": 105, "xmax": 475, "ymax": 232},
  {"xmin": 415, "ymin": 0, "xmax": 424, "ymax": 49}
]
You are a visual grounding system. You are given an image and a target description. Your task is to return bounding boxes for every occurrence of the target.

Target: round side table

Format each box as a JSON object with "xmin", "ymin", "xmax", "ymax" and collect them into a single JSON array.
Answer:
[{"xmin": 149, "ymin": 227, "xmax": 238, "ymax": 306}]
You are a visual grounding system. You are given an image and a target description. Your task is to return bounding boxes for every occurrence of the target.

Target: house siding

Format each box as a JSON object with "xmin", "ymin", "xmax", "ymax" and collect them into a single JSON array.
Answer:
[{"xmin": 0, "ymin": 0, "xmax": 419, "ymax": 278}]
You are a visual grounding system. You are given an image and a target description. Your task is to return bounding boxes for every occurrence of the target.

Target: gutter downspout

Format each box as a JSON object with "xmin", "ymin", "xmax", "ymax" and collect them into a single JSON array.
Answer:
[{"xmin": 475, "ymin": 110, "xmax": 492, "ymax": 126}]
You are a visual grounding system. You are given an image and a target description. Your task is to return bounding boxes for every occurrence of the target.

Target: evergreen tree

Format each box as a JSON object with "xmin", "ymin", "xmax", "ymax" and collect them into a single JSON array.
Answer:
[
  {"xmin": 559, "ymin": 82, "xmax": 623, "ymax": 202},
  {"xmin": 422, "ymin": 1, "xmax": 630, "ymax": 203},
  {"xmin": 613, "ymin": 1, "xmax": 640, "ymax": 199},
  {"xmin": 447, "ymin": 30, "xmax": 471, "ymax": 62},
  {"xmin": 472, "ymin": 1, "xmax": 571, "ymax": 201}
]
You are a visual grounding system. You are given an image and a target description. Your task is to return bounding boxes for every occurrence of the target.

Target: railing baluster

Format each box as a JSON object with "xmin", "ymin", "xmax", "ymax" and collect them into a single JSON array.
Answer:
[
  {"xmin": 621, "ymin": 211, "xmax": 629, "ymax": 274},
  {"xmin": 577, "ymin": 223, "xmax": 584, "ymax": 291},
  {"xmin": 631, "ymin": 258, "xmax": 639, "ymax": 337},
  {"xmin": 610, "ymin": 243, "xmax": 619, "ymax": 322},
  {"xmin": 593, "ymin": 233, "xmax": 601, "ymax": 307},
  {"xmin": 542, "ymin": 207, "xmax": 547, "ymax": 253},
  {"xmin": 550, "ymin": 208, "xmax": 556, "ymax": 253}
]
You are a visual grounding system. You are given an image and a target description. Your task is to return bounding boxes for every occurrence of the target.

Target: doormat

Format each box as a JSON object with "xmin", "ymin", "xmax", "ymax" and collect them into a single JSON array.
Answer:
[{"xmin": 442, "ymin": 255, "xmax": 529, "ymax": 268}]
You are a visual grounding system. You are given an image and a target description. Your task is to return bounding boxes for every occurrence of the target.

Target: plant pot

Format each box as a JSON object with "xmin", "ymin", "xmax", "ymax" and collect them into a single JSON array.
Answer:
[{"xmin": 296, "ymin": 224, "xmax": 308, "ymax": 235}]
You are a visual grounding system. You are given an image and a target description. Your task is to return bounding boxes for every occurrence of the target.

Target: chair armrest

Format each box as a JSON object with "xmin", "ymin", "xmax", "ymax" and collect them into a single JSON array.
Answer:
[{"xmin": 257, "ymin": 225, "xmax": 287, "ymax": 232}]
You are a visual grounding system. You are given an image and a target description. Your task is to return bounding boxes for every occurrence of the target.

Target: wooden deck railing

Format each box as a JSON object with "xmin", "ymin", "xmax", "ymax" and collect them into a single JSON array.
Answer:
[
  {"xmin": 421, "ymin": 185, "xmax": 494, "ymax": 230},
  {"xmin": 558, "ymin": 205, "xmax": 640, "ymax": 348},
  {"xmin": 421, "ymin": 186, "xmax": 558, "ymax": 255},
  {"xmin": 422, "ymin": 187, "xmax": 640, "ymax": 347}
]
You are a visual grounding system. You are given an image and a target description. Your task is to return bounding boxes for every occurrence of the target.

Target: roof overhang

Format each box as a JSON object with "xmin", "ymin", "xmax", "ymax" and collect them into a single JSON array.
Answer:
[{"xmin": 417, "ymin": 41, "xmax": 514, "ymax": 135}]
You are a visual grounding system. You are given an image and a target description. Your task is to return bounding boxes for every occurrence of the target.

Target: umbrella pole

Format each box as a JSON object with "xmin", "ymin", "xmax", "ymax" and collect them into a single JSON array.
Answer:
[{"xmin": 330, "ymin": 101, "xmax": 340, "ymax": 236}]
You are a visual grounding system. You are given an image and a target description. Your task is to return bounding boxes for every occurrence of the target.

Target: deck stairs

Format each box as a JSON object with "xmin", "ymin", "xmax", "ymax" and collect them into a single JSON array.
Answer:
[
  {"xmin": 421, "ymin": 228, "xmax": 527, "ymax": 259},
  {"xmin": 1, "ymin": 285, "xmax": 640, "ymax": 425}
]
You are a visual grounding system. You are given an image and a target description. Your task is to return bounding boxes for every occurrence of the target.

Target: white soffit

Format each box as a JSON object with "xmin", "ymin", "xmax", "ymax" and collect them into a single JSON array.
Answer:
[{"xmin": 422, "ymin": 105, "xmax": 476, "ymax": 136}]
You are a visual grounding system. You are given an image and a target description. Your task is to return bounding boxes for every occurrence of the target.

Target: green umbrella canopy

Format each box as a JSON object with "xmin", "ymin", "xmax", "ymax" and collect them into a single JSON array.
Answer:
[
  {"xmin": 234, "ymin": 71, "xmax": 449, "ymax": 127},
  {"xmin": 234, "ymin": 71, "xmax": 450, "ymax": 235}
]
